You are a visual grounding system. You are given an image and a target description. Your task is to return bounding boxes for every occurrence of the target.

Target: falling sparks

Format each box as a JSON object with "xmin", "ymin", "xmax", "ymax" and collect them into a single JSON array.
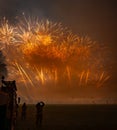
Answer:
[{"xmin": 0, "ymin": 16, "xmax": 111, "ymax": 90}]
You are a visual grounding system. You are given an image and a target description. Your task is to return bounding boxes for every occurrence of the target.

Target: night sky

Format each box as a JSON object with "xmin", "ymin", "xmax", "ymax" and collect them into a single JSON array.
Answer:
[
  {"xmin": 0, "ymin": 0, "xmax": 116, "ymax": 43},
  {"xmin": 0, "ymin": 0, "xmax": 117, "ymax": 103}
]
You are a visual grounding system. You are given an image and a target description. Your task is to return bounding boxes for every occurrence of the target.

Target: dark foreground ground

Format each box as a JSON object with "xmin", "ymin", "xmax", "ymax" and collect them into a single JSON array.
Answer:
[{"xmin": 15, "ymin": 104, "xmax": 117, "ymax": 130}]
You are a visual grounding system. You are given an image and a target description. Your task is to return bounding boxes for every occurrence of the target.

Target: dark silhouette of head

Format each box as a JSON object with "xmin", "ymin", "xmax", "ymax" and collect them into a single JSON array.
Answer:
[{"xmin": 1, "ymin": 75, "xmax": 5, "ymax": 80}]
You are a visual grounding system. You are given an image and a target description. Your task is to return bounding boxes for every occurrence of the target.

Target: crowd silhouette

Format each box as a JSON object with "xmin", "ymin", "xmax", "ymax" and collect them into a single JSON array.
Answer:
[
  {"xmin": 20, "ymin": 101, "xmax": 45, "ymax": 128},
  {"xmin": 21, "ymin": 102, "xmax": 27, "ymax": 120},
  {"xmin": 0, "ymin": 76, "xmax": 45, "ymax": 130}
]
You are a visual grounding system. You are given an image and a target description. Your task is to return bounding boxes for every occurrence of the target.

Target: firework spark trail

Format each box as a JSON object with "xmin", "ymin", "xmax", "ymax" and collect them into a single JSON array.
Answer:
[
  {"xmin": 97, "ymin": 72, "xmax": 110, "ymax": 87},
  {"xmin": 66, "ymin": 66, "xmax": 71, "ymax": 81},
  {"xmin": 19, "ymin": 65, "xmax": 35, "ymax": 87},
  {"xmin": 37, "ymin": 68, "xmax": 45, "ymax": 85},
  {"xmin": 85, "ymin": 70, "xmax": 89, "ymax": 85},
  {"xmin": 15, "ymin": 62, "xmax": 28, "ymax": 88},
  {"xmin": 79, "ymin": 71, "xmax": 85, "ymax": 86},
  {"xmin": 0, "ymin": 16, "xmax": 111, "ymax": 89},
  {"xmin": 0, "ymin": 19, "xmax": 16, "ymax": 45}
]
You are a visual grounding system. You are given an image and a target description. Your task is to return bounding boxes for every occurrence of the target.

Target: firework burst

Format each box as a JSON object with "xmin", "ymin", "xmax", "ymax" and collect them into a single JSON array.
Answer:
[{"xmin": 0, "ymin": 16, "xmax": 110, "ymax": 90}]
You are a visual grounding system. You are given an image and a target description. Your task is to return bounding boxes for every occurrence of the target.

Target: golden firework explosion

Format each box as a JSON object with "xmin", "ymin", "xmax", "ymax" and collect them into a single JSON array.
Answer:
[{"xmin": 0, "ymin": 16, "xmax": 110, "ymax": 88}]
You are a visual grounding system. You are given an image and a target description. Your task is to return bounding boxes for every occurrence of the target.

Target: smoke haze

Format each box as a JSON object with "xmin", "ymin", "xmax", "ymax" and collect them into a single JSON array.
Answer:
[{"xmin": 0, "ymin": 0, "xmax": 117, "ymax": 103}]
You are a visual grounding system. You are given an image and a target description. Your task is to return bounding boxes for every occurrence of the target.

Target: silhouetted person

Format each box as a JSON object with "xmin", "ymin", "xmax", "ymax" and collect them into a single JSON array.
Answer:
[
  {"xmin": 16, "ymin": 103, "xmax": 19, "ymax": 117},
  {"xmin": 1, "ymin": 76, "xmax": 6, "ymax": 90},
  {"xmin": 18, "ymin": 97, "xmax": 21, "ymax": 104},
  {"xmin": 21, "ymin": 102, "xmax": 27, "ymax": 120},
  {"xmin": 36, "ymin": 101, "xmax": 45, "ymax": 127},
  {"xmin": 1, "ymin": 75, "xmax": 5, "ymax": 82}
]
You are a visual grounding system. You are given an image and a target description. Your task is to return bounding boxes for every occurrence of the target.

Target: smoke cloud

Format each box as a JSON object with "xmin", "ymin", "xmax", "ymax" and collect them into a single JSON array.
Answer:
[{"xmin": 0, "ymin": 0, "xmax": 117, "ymax": 103}]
